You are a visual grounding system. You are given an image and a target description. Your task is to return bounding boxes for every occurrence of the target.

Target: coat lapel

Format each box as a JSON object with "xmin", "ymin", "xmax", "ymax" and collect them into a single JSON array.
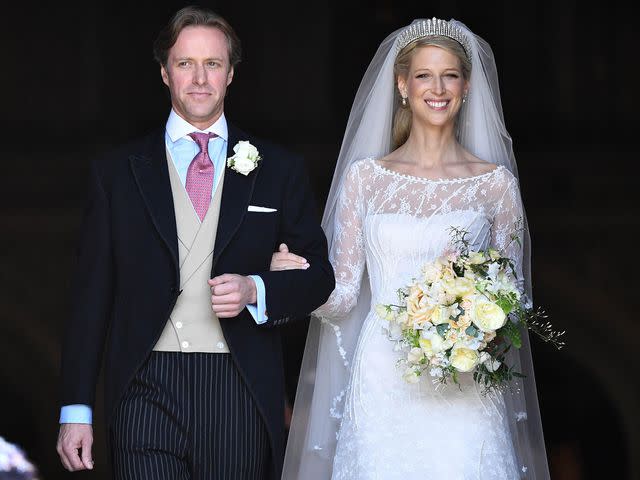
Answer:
[
  {"xmin": 129, "ymin": 129, "xmax": 179, "ymax": 277},
  {"xmin": 212, "ymin": 123, "xmax": 262, "ymax": 267}
]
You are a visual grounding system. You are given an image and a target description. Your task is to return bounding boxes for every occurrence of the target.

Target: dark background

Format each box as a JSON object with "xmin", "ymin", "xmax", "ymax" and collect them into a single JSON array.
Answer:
[{"xmin": 1, "ymin": 1, "xmax": 637, "ymax": 479}]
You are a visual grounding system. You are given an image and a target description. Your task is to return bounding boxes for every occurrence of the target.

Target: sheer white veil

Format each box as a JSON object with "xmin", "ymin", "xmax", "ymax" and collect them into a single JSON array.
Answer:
[{"xmin": 283, "ymin": 19, "xmax": 550, "ymax": 479}]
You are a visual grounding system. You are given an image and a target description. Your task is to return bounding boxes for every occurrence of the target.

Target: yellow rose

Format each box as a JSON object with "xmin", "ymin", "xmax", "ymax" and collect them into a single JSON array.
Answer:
[
  {"xmin": 455, "ymin": 277, "xmax": 476, "ymax": 297},
  {"xmin": 467, "ymin": 251, "xmax": 486, "ymax": 265},
  {"xmin": 419, "ymin": 334, "xmax": 450, "ymax": 357},
  {"xmin": 450, "ymin": 346, "xmax": 479, "ymax": 372},
  {"xmin": 471, "ymin": 297, "xmax": 507, "ymax": 332},
  {"xmin": 444, "ymin": 277, "xmax": 475, "ymax": 298},
  {"xmin": 488, "ymin": 248, "xmax": 501, "ymax": 261},
  {"xmin": 419, "ymin": 337, "xmax": 435, "ymax": 357},
  {"xmin": 430, "ymin": 306, "xmax": 450, "ymax": 325}
]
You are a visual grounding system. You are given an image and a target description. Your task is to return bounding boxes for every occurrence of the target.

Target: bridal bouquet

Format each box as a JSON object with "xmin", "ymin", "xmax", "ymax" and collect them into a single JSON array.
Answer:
[{"xmin": 376, "ymin": 226, "xmax": 564, "ymax": 393}]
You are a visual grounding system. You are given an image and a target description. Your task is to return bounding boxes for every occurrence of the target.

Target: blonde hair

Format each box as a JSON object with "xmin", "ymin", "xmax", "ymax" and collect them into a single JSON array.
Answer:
[{"xmin": 392, "ymin": 36, "xmax": 471, "ymax": 149}]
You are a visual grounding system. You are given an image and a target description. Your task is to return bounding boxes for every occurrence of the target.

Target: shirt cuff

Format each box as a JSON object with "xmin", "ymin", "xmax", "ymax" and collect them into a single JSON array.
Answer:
[
  {"xmin": 60, "ymin": 405, "xmax": 93, "ymax": 424},
  {"xmin": 247, "ymin": 275, "xmax": 268, "ymax": 324}
]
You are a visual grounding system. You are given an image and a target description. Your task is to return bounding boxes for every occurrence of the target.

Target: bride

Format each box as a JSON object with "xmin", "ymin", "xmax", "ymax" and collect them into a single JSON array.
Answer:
[{"xmin": 278, "ymin": 18, "xmax": 550, "ymax": 479}]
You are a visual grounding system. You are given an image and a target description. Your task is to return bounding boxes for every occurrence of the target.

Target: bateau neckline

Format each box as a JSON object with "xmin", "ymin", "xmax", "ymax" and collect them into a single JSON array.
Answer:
[{"xmin": 370, "ymin": 158, "xmax": 504, "ymax": 184}]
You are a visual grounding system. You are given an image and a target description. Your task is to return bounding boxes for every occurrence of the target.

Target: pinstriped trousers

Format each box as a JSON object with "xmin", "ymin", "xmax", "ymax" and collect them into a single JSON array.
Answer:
[{"xmin": 110, "ymin": 352, "xmax": 270, "ymax": 479}]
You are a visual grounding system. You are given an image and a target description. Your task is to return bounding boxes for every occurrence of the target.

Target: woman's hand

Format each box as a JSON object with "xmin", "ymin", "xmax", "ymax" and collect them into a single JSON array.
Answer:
[{"xmin": 270, "ymin": 243, "xmax": 310, "ymax": 271}]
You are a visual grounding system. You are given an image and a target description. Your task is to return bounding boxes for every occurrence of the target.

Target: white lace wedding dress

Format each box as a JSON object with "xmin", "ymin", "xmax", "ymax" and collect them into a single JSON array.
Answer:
[{"xmin": 316, "ymin": 158, "xmax": 524, "ymax": 479}]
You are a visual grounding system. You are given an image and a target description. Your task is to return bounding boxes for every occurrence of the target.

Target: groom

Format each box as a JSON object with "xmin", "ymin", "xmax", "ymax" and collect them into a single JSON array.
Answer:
[{"xmin": 55, "ymin": 6, "xmax": 334, "ymax": 479}]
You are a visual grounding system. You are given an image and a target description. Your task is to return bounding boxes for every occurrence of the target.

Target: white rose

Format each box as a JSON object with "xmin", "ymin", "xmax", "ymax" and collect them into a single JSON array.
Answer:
[
  {"xmin": 228, "ymin": 141, "xmax": 261, "ymax": 175},
  {"xmin": 449, "ymin": 346, "xmax": 479, "ymax": 372},
  {"xmin": 471, "ymin": 297, "xmax": 507, "ymax": 332},
  {"xmin": 232, "ymin": 156, "xmax": 256, "ymax": 176},
  {"xmin": 422, "ymin": 263, "xmax": 441, "ymax": 283},
  {"xmin": 233, "ymin": 140, "xmax": 259, "ymax": 159},
  {"xmin": 463, "ymin": 270, "xmax": 478, "ymax": 283},
  {"xmin": 402, "ymin": 367, "xmax": 420, "ymax": 384},
  {"xmin": 407, "ymin": 347, "xmax": 424, "ymax": 364}
]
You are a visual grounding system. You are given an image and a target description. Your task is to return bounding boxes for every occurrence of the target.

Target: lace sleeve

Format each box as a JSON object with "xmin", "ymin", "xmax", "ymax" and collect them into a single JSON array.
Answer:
[
  {"xmin": 491, "ymin": 172, "xmax": 525, "ymax": 291},
  {"xmin": 314, "ymin": 162, "xmax": 366, "ymax": 320}
]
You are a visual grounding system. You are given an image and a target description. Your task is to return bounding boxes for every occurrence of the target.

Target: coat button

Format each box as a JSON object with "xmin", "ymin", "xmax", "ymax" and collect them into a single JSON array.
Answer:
[
  {"xmin": 175, "ymin": 321, "xmax": 183, "ymax": 329},
  {"xmin": 181, "ymin": 341, "xmax": 190, "ymax": 349},
  {"xmin": 216, "ymin": 341, "xmax": 225, "ymax": 349}
]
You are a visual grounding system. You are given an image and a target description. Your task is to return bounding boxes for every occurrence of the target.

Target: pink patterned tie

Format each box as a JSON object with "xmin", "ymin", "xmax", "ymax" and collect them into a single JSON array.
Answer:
[{"xmin": 186, "ymin": 132, "xmax": 217, "ymax": 221}]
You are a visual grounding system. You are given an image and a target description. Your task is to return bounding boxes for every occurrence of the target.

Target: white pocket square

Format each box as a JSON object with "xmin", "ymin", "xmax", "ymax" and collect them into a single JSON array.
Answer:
[{"xmin": 248, "ymin": 205, "xmax": 277, "ymax": 213}]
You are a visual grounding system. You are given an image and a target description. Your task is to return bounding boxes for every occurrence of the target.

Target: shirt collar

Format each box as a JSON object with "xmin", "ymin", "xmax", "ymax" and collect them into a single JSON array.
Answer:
[{"xmin": 165, "ymin": 109, "xmax": 228, "ymax": 143}]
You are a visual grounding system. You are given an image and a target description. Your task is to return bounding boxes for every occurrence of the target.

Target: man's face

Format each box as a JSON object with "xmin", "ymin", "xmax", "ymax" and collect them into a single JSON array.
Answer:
[{"xmin": 161, "ymin": 26, "xmax": 234, "ymax": 130}]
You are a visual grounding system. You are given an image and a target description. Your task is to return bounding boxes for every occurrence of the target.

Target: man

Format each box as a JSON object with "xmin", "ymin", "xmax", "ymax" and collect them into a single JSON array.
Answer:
[{"xmin": 56, "ymin": 6, "xmax": 334, "ymax": 479}]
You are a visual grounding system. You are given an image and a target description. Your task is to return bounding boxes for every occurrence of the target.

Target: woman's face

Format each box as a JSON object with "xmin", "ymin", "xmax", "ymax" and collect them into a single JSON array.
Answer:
[{"xmin": 398, "ymin": 45, "xmax": 469, "ymax": 129}]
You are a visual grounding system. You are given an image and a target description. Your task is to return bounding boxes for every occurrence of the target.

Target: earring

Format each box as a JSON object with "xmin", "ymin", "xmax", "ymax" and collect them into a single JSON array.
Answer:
[
  {"xmin": 402, "ymin": 96, "xmax": 407, "ymax": 106},
  {"xmin": 462, "ymin": 92, "xmax": 468, "ymax": 103}
]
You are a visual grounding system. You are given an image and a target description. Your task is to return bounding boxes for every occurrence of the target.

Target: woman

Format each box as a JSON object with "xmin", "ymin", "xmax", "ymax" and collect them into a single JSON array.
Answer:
[{"xmin": 278, "ymin": 18, "xmax": 549, "ymax": 479}]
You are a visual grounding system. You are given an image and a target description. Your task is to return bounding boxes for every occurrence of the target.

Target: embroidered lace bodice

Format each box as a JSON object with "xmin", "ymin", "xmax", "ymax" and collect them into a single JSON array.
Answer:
[{"xmin": 316, "ymin": 158, "xmax": 524, "ymax": 479}]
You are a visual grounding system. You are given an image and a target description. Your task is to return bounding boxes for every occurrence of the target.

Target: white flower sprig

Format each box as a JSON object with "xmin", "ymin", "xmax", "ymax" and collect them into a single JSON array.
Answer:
[{"xmin": 227, "ymin": 141, "xmax": 261, "ymax": 176}]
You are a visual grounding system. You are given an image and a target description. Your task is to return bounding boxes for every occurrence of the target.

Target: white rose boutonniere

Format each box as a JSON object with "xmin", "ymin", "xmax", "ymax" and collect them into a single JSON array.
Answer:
[{"xmin": 227, "ymin": 141, "xmax": 261, "ymax": 176}]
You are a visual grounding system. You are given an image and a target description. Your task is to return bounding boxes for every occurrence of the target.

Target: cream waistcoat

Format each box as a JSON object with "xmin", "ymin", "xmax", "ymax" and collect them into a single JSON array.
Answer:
[{"xmin": 153, "ymin": 150, "xmax": 229, "ymax": 353}]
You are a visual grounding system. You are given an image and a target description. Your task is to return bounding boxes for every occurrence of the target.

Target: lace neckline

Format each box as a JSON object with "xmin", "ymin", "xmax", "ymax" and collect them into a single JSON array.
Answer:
[{"xmin": 369, "ymin": 158, "xmax": 504, "ymax": 184}]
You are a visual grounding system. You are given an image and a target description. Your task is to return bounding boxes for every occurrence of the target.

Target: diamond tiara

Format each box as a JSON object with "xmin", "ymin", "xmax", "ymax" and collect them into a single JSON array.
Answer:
[{"xmin": 395, "ymin": 18, "xmax": 472, "ymax": 61}]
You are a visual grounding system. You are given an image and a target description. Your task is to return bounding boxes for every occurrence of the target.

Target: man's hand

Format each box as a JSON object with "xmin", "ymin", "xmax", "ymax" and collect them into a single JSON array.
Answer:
[
  {"xmin": 270, "ymin": 243, "xmax": 310, "ymax": 271},
  {"xmin": 209, "ymin": 274, "xmax": 257, "ymax": 318},
  {"xmin": 57, "ymin": 423, "xmax": 94, "ymax": 472}
]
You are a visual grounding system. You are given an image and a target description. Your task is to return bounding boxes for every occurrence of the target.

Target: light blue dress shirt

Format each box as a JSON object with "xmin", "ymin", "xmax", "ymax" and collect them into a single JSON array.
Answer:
[{"xmin": 60, "ymin": 111, "xmax": 268, "ymax": 424}]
